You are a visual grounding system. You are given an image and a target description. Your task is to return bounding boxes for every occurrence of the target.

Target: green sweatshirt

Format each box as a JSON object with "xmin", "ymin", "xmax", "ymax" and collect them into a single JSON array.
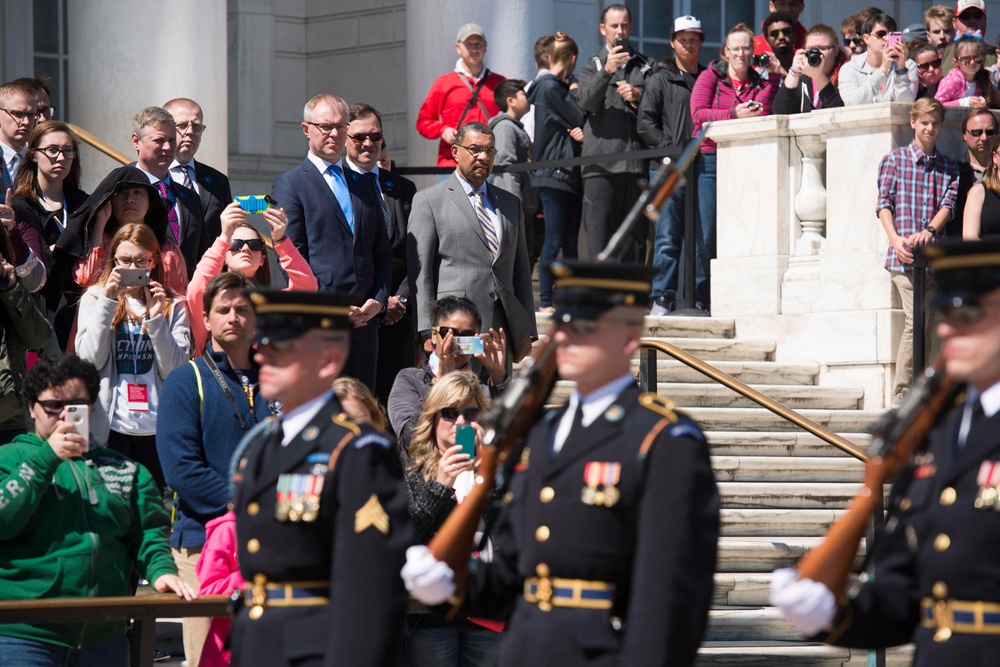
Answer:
[{"xmin": 0, "ymin": 433, "xmax": 177, "ymax": 648}]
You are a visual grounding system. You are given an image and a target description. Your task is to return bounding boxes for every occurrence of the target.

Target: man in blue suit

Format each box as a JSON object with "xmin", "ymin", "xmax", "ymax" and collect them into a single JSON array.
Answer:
[{"xmin": 272, "ymin": 94, "xmax": 392, "ymax": 391}]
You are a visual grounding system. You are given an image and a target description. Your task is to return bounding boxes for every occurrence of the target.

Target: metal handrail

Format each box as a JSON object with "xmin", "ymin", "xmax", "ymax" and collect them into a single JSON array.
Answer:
[
  {"xmin": 67, "ymin": 123, "xmax": 131, "ymax": 165},
  {"xmin": 638, "ymin": 338, "xmax": 869, "ymax": 461},
  {"xmin": 0, "ymin": 594, "xmax": 230, "ymax": 667}
]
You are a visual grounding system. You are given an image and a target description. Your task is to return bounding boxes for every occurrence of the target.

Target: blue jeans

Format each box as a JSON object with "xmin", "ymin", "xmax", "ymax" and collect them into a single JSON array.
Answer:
[
  {"xmin": 695, "ymin": 152, "xmax": 717, "ymax": 309},
  {"xmin": 0, "ymin": 634, "xmax": 129, "ymax": 667},
  {"xmin": 538, "ymin": 187, "xmax": 582, "ymax": 307},
  {"xmin": 404, "ymin": 626, "xmax": 503, "ymax": 667},
  {"xmin": 650, "ymin": 184, "xmax": 686, "ymax": 302}
]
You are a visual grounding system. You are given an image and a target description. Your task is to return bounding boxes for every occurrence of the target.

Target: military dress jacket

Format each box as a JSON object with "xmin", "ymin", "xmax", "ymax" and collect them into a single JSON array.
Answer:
[
  {"xmin": 829, "ymin": 389, "xmax": 1000, "ymax": 666},
  {"xmin": 230, "ymin": 395, "xmax": 417, "ymax": 667},
  {"xmin": 467, "ymin": 382, "xmax": 720, "ymax": 667}
]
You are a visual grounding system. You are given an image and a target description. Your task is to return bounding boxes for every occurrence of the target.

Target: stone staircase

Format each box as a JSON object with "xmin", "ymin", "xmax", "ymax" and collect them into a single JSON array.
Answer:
[{"xmin": 538, "ymin": 312, "xmax": 914, "ymax": 666}]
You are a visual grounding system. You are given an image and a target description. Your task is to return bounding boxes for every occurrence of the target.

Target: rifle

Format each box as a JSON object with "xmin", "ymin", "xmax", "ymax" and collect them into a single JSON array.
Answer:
[{"xmin": 426, "ymin": 127, "xmax": 709, "ymax": 606}]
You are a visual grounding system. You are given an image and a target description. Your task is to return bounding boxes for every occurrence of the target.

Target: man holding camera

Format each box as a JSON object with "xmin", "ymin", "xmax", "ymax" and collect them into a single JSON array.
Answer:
[
  {"xmin": 773, "ymin": 24, "xmax": 846, "ymax": 113},
  {"xmin": 576, "ymin": 3, "xmax": 654, "ymax": 263}
]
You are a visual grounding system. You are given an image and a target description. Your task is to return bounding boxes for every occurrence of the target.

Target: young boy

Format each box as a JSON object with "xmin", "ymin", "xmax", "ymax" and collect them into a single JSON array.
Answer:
[
  {"xmin": 876, "ymin": 97, "xmax": 958, "ymax": 406},
  {"xmin": 488, "ymin": 79, "xmax": 538, "ymax": 255}
]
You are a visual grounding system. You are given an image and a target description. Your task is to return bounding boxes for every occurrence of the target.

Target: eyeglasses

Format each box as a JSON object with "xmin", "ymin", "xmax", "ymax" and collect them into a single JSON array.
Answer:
[
  {"xmin": 114, "ymin": 255, "xmax": 155, "ymax": 268},
  {"xmin": 434, "ymin": 326, "xmax": 477, "ymax": 338},
  {"xmin": 1, "ymin": 108, "xmax": 36, "ymax": 125},
  {"xmin": 727, "ymin": 46, "xmax": 753, "ymax": 54},
  {"xmin": 230, "ymin": 238, "xmax": 265, "ymax": 253},
  {"xmin": 958, "ymin": 55, "xmax": 986, "ymax": 66},
  {"xmin": 768, "ymin": 27, "xmax": 793, "ymax": 38},
  {"xmin": 843, "ymin": 36, "xmax": 863, "ymax": 46},
  {"xmin": 455, "ymin": 144, "xmax": 497, "ymax": 158},
  {"xmin": 37, "ymin": 107, "xmax": 55, "ymax": 120},
  {"xmin": 439, "ymin": 406, "xmax": 482, "ymax": 422},
  {"xmin": 34, "ymin": 146, "xmax": 77, "ymax": 159},
  {"xmin": 347, "ymin": 132, "xmax": 383, "ymax": 146},
  {"xmin": 306, "ymin": 121, "xmax": 349, "ymax": 135},
  {"xmin": 916, "ymin": 58, "xmax": 943, "ymax": 71},
  {"xmin": 967, "ymin": 128, "xmax": 998, "ymax": 137},
  {"xmin": 175, "ymin": 122, "xmax": 206, "ymax": 134},
  {"xmin": 870, "ymin": 30, "xmax": 889, "ymax": 39},
  {"xmin": 36, "ymin": 399, "xmax": 90, "ymax": 416}
]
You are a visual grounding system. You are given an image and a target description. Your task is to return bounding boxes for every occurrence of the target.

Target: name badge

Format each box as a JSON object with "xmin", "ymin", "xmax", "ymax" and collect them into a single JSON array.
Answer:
[{"xmin": 127, "ymin": 383, "xmax": 150, "ymax": 412}]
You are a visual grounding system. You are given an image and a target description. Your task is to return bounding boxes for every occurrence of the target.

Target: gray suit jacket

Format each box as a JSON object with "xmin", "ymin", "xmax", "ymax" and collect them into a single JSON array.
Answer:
[{"xmin": 408, "ymin": 174, "xmax": 537, "ymax": 354}]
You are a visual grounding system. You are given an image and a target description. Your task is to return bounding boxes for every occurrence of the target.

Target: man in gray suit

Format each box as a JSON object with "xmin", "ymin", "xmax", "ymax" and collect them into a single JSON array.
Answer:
[{"xmin": 409, "ymin": 121, "xmax": 536, "ymax": 366}]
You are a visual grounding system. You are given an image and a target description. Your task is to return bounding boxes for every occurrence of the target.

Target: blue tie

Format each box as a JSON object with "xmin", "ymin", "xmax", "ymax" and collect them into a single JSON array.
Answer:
[
  {"xmin": 327, "ymin": 164, "xmax": 354, "ymax": 235},
  {"xmin": 0, "ymin": 156, "xmax": 12, "ymax": 194}
]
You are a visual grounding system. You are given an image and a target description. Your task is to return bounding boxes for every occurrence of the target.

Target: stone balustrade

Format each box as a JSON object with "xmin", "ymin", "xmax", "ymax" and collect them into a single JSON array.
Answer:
[{"xmin": 707, "ymin": 103, "xmax": 974, "ymax": 409}]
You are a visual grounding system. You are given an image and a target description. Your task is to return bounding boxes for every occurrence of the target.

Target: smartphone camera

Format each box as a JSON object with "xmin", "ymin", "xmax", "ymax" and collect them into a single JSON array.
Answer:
[{"xmin": 751, "ymin": 54, "xmax": 770, "ymax": 68}]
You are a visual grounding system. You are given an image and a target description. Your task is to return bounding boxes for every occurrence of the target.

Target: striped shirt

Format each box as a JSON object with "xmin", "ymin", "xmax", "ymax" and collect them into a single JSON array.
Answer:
[
  {"xmin": 690, "ymin": 60, "xmax": 779, "ymax": 152},
  {"xmin": 876, "ymin": 140, "xmax": 959, "ymax": 272}
]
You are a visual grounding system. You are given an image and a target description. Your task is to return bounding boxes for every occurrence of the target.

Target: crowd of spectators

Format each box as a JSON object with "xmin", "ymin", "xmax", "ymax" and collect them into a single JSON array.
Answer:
[{"xmin": 1, "ymin": 1, "xmax": 999, "ymax": 664}]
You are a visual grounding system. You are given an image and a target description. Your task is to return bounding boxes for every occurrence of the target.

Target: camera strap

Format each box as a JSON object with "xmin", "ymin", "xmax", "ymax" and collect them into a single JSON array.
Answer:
[
  {"xmin": 456, "ymin": 70, "xmax": 491, "ymax": 127},
  {"xmin": 202, "ymin": 352, "xmax": 250, "ymax": 432}
]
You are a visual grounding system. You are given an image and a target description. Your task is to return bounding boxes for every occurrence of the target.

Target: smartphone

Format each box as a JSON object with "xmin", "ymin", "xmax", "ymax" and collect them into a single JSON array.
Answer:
[
  {"xmin": 117, "ymin": 268, "xmax": 150, "ymax": 287},
  {"xmin": 887, "ymin": 32, "xmax": 903, "ymax": 50},
  {"xmin": 453, "ymin": 336, "xmax": 485, "ymax": 355},
  {"xmin": 234, "ymin": 195, "xmax": 277, "ymax": 214},
  {"xmin": 65, "ymin": 405, "xmax": 90, "ymax": 450},
  {"xmin": 456, "ymin": 424, "xmax": 476, "ymax": 459},
  {"xmin": 748, "ymin": 101, "xmax": 762, "ymax": 109},
  {"xmin": 614, "ymin": 35, "xmax": 629, "ymax": 51}
]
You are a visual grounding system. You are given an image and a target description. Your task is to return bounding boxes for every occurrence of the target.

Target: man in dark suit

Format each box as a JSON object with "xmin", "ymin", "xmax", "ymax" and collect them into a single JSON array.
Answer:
[
  {"xmin": 163, "ymin": 98, "xmax": 232, "ymax": 241},
  {"xmin": 272, "ymin": 94, "xmax": 392, "ymax": 391},
  {"xmin": 230, "ymin": 289, "xmax": 416, "ymax": 667},
  {"xmin": 131, "ymin": 106, "xmax": 209, "ymax": 277},
  {"xmin": 408, "ymin": 121, "xmax": 536, "ymax": 368},
  {"xmin": 344, "ymin": 103, "xmax": 419, "ymax": 402}
]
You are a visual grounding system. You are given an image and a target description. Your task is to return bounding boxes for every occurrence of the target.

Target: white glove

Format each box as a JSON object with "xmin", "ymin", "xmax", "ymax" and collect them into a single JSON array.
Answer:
[
  {"xmin": 402, "ymin": 545, "xmax": 456, "ymax": 605},
  {"xmin": 769, "ymin": 567, "xmax": 838, "ymax": 636}
]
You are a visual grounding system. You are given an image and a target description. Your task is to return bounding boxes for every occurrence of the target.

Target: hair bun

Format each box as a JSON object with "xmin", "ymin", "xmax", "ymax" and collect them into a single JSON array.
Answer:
[{"xmin": 554, "ymin": 31, "xmax": 569, "ymax": 41}]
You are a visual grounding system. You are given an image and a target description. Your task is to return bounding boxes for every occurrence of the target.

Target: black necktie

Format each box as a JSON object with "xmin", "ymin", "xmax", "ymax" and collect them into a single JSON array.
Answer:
[
  {"xmin": 552, "ymin": 402, "xmax": 585, "ymax": 459},
  {"xmin": 959, "ymin": 400, "xmax": 985, "ymax": 451},
  {"xmin": 258, "ymin": 420, "xmax": 284, "ymax": 473}
]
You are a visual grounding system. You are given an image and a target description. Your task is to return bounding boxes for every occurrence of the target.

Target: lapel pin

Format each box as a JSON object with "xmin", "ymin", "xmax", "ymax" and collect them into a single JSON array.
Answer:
[
  {"xmin": 302, "ymin": 426, "xmax": 320, "ymax": 442},
  {"xmin": 604, "ymin": 405, "xmax": 624, "ymax": 422}
]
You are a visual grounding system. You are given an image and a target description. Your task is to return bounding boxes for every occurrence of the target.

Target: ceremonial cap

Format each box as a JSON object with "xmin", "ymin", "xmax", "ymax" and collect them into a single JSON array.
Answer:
[
  {"xmin": 922, "ymin": 239, "xmax": 1000, "ymax": 309},
  {"xmin": 548, "ymin": 260, "xmax": 653, "ymax": 321},
  {"xmin": 248, "ymin": 289, "xmax": 355, "ymax": 345}
]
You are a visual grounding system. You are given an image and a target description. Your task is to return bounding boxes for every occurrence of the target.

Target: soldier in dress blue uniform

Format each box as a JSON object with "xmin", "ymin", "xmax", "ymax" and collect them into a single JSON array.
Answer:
[
  {"xmin": 229, "ymin": 289, "xmax": 417, "ymax": 667},
  {"xmin": 772, "ymin": 239, "xmax": 1000, "ymax": 667},
  {"xmin": 404, "ymin": 260, "xmax": 721, "ymax": 666}
]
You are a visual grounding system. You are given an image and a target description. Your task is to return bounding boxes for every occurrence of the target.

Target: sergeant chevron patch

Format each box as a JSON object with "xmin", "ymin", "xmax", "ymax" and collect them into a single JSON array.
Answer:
[{"xmin": 355, "ymin": 494, "xmax": 390, "ymax": 535}]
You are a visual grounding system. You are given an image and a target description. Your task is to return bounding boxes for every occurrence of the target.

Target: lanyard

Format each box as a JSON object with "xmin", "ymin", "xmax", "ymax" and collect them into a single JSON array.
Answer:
[{"xmin": 125, "ymin": 318, "xmax": 145, "ymax": 383}]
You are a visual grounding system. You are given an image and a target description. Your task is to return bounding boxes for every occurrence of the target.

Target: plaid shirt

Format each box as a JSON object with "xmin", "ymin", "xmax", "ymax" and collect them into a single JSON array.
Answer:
[{"xmin": 876, "ymin": 140, "xmax": 959, "ymax": 273}]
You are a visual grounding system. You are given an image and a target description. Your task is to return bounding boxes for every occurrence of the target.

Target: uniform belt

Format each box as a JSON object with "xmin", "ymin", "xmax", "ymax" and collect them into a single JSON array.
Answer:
[
  {"xmin": 263, "ymin": 580, "xmax": 330, "ymax": 604},
  {"xmin": 523, "ymin": 576, "xmax": 615, "ymax": 611},
  {"xmin": 920, "ymin": 598, "xmax": 1000, "ymax": 638}
]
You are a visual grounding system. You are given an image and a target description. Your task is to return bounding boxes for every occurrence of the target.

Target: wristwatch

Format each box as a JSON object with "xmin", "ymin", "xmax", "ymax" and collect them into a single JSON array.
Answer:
[{"xmin": 924, "ymin": 224, "xmax": 938, "ymax": 236}]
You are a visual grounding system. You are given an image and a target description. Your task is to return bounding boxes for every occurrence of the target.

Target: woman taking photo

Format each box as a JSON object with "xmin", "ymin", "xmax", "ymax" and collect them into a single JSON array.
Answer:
[
  {"xmin": 772, "ymin": 24, "xmax": 847, "ymax": 113},
  {"xmin": 187, "ymin": 201, "xmax": 316, "ymax": 355},
  {"xmin": 964, "ymin": 133, "xmax": 1000, "ymax": 240},
  {"xmin": 690, "ymin": 22, "xmax": 780, "ymax": 312},
  {"xmin": 403, "ymin": 371, "xmax": 501, "ymax": 667},
  {"xmin": 75, "ymin": 223, "xmax": 190, "ymax": 491},
  {"xmin": 527, "ymin": 31, "xmax": 587, "ymax": 312}
]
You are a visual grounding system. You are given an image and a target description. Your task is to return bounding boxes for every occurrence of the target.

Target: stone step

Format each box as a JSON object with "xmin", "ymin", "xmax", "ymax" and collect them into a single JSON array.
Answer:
[
  {"xmin": 629, "ymin": 358, "xmax": 820, "ymax": 386},
  {"xmin": 687, "ymin": 407, "xmax": 885, "ymax": 433},
  {"xmin": 536, "ymin": 313, "xmax": 737, "ymax": 339},
  {"xmin": 720, "ymin": 509, "xmax": 844, "ymax": 536},
  {"xmin": 706, "ymin": 606, "xmax": 805, "ymax": 642},
  {"xmin": 552, "ymin": 381, "xmax": 863, "ymax": 409},
  {"xmin": 652, "ymin": 337, "xmax": 777, "ymax": 362},
  {"xmin": 713, "ymin": 456, "xmax": 864, "ymax": 483},
  {"xmin": 707, "ymin": 431, "xmax": 874, "ymax": 458},
  {"xmin": 696, "ymin": 643, "xmax": 914, "ymax": 667},
  {"xmin": 718, "ymin": 482, "xmax": 863, "ymax": 509},
  {"xmin": 713, "ymin": 573, "xmax": 773, "ymax": 606},
  {"xmin": 716, "ymin": 536, "xmax": 862, "ymax": 572}
]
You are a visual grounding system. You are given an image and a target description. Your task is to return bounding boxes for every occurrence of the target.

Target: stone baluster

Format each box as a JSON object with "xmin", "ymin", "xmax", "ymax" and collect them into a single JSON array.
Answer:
[{"xmin": 791, "ymin": 133, "xmax": 828, "ymax": 259}]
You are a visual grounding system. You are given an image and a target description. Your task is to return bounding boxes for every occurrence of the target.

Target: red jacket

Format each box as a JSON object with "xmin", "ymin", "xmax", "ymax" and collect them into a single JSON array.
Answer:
[{"xmin": 416, "ymin": 70, "xmax": 506, "ymax": 166}]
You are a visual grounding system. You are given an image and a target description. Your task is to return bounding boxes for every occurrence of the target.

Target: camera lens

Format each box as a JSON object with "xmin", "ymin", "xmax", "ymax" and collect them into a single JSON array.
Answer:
[
  {"xmin": 752, "ymin": 54, "xmax": 770, "ymax": 67},
  {"xmin": 806, "ymin": 48, "xmax": 822, "ymax": 67}
]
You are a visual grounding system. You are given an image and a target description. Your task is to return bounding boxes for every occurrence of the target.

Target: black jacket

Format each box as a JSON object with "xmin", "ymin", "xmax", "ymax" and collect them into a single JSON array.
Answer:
[
  {"xmin": 771, "ymin": 74, "xmax": 845, "ymax": 114},
  {"xmin": 636, "ymin": 61, "xmax": 703, "ymax": 150},
  {"xmin": 527, "ymin": 73, "xmax": 586, "ymax": 194}
]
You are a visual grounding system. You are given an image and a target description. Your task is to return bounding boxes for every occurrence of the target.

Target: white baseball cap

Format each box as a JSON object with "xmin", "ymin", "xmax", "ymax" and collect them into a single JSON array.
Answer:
[
  {"xmin": 956, "ymin": 0, "xmax": 986, "ymax": 17},
  {"xmin": 456, "ymin": 23, "xmax": 486, "ymax": 42},
  {"xmin": 673, "ymin": 16, "xmax": 705, "ymax": 39}
]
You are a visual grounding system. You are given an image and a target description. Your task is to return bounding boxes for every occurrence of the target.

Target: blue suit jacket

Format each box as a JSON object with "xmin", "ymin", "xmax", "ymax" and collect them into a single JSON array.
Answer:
[{"xmin": 272, "ymin": 157, "xmax": 392, "ymax": 306}]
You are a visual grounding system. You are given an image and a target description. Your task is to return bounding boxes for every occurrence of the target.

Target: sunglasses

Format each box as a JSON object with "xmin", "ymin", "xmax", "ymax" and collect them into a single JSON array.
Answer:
[
  {"xmin": 843, "ymin": 36, "xmax": 863, "ymax": 46},
  {"xmin": 348, "ymin": 132, "xmax": 383, "ymax": 146},
  {"xmin": 958, "ymin": 55, "xmax": 986, "ymax": 66},
  {"xmin": 36, "ymin": 399, "xmax": 90, "ymax": 416},
  {"xmin": 434, "ymin": 326, "xmax": 477, "ymax": 338},
  {"xmin": 871, "ymin": 30, "xmax": 889, "ymax": 39},
  {"xmin": 768, "ymin": 27, "xmax": 793, "ymax": 38},
  {"xmin": 916, "ymin": 58, "xmax": 943, "ymax": 71},
  {"xmin": 967, "ymin": 128, "xmax": 998, "ymax": 137},
  {"xmin": 230, "ymin": 238, "xmax": 265, "ymax": 253},
  {"xmin": 554, "ymin": 317, "xmax": 601, "ymax": 335},
  {"xmin": 439, "ymin": 406, "xmax": 482, "ymax": 422}
]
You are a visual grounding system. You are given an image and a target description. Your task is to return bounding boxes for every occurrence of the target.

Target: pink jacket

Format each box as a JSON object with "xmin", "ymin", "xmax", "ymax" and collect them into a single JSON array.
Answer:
[
  {"xmin": 196, "ymin": 512, "xmax": 244, "ymax": 667},
  {"xmin": 188, "ymin": 236, "xmax": 318, "ymax": 355},
  {"xmin": 934, "ymin": 66, "xmax": 987, "ymax": 105}
]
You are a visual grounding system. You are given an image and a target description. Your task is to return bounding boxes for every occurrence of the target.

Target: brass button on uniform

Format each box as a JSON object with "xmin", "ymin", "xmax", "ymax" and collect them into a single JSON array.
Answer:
[
  {"xmin": 247, "ymin": 538, "xmax": 261, "ymax": 554},
  {"xmin": 536, "ymin": 563, "xmax": 550, "ymax": 577},
  {"xmin": 535, "ymin": 526, "xmax": 550, "ymax": 542},
  {"xmin": 940, "ymin": 487, "xmax": 956, "ymax": 506},
  {"xmin": 540, "ymin": 487, "xmax": 555, "ymax": 503},
  {"xmin": 932, "ymin": 581, "xmax": 949, "ymax": 599},
  {"xmin": 899, "ymin": 497, "xmax": 911, "ymax": 511},
  {"xmin": 933, "ymin": 534, "xmax": 951, "ymax": 552},
  {"xmin": 934, "ymin": 626, "xmax": 952, "ymax": 642},
  {"xmin": 247, "ymin": 502, "xmax": 260, "ymax": 516}
]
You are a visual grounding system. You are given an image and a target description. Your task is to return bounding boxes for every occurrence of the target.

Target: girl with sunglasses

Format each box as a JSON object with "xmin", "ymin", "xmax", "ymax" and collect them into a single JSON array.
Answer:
[
  {"xmin": 403, "ymin": 370, "xmax": 503, "ymax": 667},
  {"xmin": 187, "ymin": 201, "xmax": 316, "ymax": 355},
  {"xmin": 936, "ymin": 35, "xmax": 1000, "ymax": 107}
]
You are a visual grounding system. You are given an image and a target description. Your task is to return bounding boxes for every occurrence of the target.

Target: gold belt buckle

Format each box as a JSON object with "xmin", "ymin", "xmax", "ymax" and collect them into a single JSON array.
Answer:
[
  {"xmin": 933, "ymin": 600, "xmax": 952, "ymax": 642},
  {"xmin": 535, "ymin": 577, "xmax": 554, "ymax": 612},
  {"xmin": 249, "ymin": 574, "xmax": 267, "ymax": 620}
]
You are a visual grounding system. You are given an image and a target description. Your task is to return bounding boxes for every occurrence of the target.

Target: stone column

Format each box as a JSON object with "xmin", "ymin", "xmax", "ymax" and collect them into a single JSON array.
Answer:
[
  {"xmin": 67, "ymin": 0, "xmax": 227, "ymax": 191},
  {"xmin": 405, "ymin": 0, "xmax": 553, "ymax": 171},
  {"xmin": 785, "ymin": 133, "xmax": 828, "ymax": 270}
]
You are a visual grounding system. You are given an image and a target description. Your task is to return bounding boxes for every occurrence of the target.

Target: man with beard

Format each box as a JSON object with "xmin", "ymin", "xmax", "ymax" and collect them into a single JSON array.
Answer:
[{"xmin": 761, "ymin": 12, "xmax": 798, "ymax": 73}]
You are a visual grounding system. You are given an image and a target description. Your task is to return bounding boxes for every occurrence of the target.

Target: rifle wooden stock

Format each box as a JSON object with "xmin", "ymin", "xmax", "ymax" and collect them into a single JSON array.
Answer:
[
  {"xmin": 797, "ymin": 359, "xmax": 959, "ymax": 594},
  {"xmin": 645, "ymin": 169, "xmax": 683, "ymax": 220}
]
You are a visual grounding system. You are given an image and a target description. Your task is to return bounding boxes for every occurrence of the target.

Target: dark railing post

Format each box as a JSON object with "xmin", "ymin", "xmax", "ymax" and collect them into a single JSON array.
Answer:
[
  {"xmin": 682, "ymin": 160, "xmax": 698, "ymax": 312},
  {"xmin": 913, "ymin": 253, "xmax": 927, "ymax": 378},
  {"xmin": 865, "ymin": 508, "xmax": 887, "ymax": 667},
  {"xmin": 131, "ymin": 612, "xmax": 156, "ymax": 667},
  {"xmin": 639, "ymin": 347, "xmax": 657, "ymax": 393}
]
